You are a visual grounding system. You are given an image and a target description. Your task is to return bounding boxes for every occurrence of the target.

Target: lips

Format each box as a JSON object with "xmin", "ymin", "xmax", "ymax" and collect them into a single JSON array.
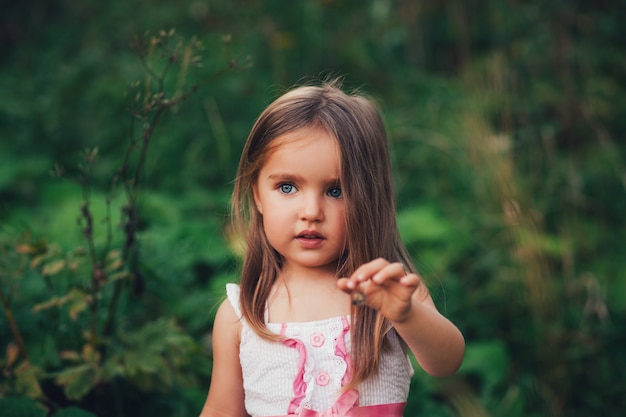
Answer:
[
  {"xmin": 295, "ymin": 230, "xmax": 325, "ymax": 248},
  {"xmin": 297, "ymin": 231, "xmax": 322, "ymax": 239}
]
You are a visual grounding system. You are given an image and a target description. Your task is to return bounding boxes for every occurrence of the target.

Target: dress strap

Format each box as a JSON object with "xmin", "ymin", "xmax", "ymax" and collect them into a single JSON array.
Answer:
[{"xmin": 225, "ymin": 283, "xmax": 243, "ymax": 319}]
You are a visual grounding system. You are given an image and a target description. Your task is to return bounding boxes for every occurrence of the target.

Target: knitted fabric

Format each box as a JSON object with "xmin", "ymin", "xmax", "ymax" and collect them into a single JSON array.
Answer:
[{"xmin": 226, "ymin": 283, "xmax": 413, "ymax": 416}]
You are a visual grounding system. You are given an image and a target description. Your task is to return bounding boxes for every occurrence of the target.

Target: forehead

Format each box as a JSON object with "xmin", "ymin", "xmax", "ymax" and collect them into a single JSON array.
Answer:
[
  {"xmin": 260, "ymin": 127, "xmax": 341, "ymax": 175},
  {"xmin": 272, "ymin": 123, "xmax": 334, "ymax": 144},
  {"xmin": 270, "ymin": 127, "xmax": 339, "ymax": 159}
]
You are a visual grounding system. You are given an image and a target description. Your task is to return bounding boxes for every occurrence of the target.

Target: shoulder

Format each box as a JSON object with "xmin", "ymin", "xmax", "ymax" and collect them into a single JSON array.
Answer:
[
  {"xmin": 215, "ymin": 296, "xmax": 241, "ymax": 327},
  {"xmin": 214, "ymin": 297, "xmax": 243, "ymax": 343}
]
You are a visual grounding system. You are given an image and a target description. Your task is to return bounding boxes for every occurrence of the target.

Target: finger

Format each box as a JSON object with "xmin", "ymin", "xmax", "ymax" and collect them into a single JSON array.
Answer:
[
  {"xmin": 336, "ymin": 277, "xmax": 356, "ymax": 292},
  {"xmin": 399, "ymin": 272, "xmax": 421, "ymax": 286},
  {"xmin": 336, "ymin": 278, "xmax": 369, "ymax": 306},
  {"xmin": 372, "ymin": 261, "xmax": 407, "ymax": 284},
  {"xmin": 352, "ymin": 258, "xmax": 390, "ymax": 283}
]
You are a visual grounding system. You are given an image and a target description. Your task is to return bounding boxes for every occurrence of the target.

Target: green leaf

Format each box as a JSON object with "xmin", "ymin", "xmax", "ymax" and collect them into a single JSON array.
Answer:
[
  {"xmin": 42, "ymin": 259, "xmax": 66, "ymax": 276},
  {"xmin": 15, "ymin": 362, "xmax": 44, "ymax": 398},
  {"xmin": 51, "ymin": 407, "xmax": 98, "ymax": 417},
  {"xmin": 0, "ymin": 397, "xmax": 46, "ymax": 417},
  {"xmin": 55, "ymin": 364, "xmax": 99, "ymax": 401}
]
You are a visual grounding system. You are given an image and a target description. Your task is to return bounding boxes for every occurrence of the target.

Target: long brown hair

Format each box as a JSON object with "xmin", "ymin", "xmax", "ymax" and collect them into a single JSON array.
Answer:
[{"xmin": 231, "ymin": 79, "xmax": 415, "ymax": 387}]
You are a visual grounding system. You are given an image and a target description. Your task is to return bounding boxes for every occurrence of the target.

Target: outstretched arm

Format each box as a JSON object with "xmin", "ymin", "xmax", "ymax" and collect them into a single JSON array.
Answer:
[
  {"xmin": 199, "ymin": 300, "xmax": 249, "ymax": 417},
  {"xmin": 337, "ymin": 258, "xmax": 465, "ymax": 377}
]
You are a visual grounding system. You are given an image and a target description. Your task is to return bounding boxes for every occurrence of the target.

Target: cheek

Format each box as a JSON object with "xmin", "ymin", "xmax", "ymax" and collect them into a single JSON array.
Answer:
[{"xmin": 261, "ymin": 210, "xmax": 284, "ymax": 240}]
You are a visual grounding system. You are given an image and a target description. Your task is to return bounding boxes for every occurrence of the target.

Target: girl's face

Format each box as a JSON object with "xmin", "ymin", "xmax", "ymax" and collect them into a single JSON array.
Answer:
[{"xmin": 253, "ymin": 126, "xmax": 347, "ymax": 273}]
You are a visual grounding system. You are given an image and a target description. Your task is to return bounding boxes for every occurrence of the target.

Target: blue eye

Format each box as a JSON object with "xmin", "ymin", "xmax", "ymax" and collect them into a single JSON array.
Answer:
[
  {"xmin": 328, "ymin": 186, "xmax": 342, "ymax": 198},
  {"xmin": 279, "ymin": 183, "xmax": 296, "ymax": 194}
]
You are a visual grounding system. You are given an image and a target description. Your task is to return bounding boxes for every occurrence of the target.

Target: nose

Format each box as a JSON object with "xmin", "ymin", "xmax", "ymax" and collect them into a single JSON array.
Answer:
[{"xmin": 299, "ymin": 192, "xmax": 324, "ymax": 222}]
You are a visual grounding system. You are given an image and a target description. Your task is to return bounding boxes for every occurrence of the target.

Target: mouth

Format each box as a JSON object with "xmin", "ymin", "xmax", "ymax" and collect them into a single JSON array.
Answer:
[
  {"xmin": 296, "ymin": 231, "xmax": 323, "ymax": 239},
  {"xmin": 295, "ymin": 231, "xmax": 325, "ymax": 248}
]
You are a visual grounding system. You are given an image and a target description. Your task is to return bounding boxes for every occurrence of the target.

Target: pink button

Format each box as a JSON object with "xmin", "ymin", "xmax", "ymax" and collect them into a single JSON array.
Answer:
[
  {"xmin": 310, "ymin": 333, "xmax": 325, "ymax": 347},
  {"xmin": 315, "ymin": 371, "xmax": 330, "ymax": 386}
]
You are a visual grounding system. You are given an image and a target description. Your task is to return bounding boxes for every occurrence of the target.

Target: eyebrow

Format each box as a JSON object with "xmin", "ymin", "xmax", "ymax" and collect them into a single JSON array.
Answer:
[
  {"xmin": 266, "ymin": 173, "xmax": 301, "ymax": 182},
  {"xmin": 266, "ymin": 173, "xmax": 340, "ymax": 185}
]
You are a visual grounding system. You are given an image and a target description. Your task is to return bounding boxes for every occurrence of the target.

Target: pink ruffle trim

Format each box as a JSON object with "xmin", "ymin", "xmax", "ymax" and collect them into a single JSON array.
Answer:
[{"xmin": 278, "ymin": 317, "xmax": 404, "ymax": 417}]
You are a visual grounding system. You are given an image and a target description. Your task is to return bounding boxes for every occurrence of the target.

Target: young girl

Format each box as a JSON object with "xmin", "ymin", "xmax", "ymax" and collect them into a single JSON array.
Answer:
[{"xmin": 199, "ymin": 80, "xmax": 465, "ymax": 417}]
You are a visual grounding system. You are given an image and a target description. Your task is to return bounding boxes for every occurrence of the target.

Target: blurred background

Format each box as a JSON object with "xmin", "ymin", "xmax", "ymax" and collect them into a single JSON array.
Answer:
[{"xmin": 1, "ymin": 1, "xmax": 624, "ymax": 416}]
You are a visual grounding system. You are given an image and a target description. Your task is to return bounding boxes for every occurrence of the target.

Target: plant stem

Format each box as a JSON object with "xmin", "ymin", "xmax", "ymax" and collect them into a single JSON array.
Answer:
[{"xmin": 0, "ymin": 289, "xmax": 29, "ymax": 362}]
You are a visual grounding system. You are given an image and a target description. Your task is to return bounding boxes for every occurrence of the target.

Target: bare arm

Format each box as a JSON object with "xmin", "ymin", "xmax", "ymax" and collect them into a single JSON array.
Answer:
[
  {"xmin": 199, "ymin": 300, "xmax": 249, "ymax": 417},
  {"xmin": 337, "ymin": 258, "xmax": 465, "ymax": 377}
]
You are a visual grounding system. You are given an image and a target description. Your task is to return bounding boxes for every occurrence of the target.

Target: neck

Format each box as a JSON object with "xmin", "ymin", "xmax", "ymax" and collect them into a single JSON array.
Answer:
[
  {"xmin": 268, "ymin": 262, "xmax": 351, "ymax": 322},
  {"xmin": 279, "ymin": 262, "xmax": 339, "ymax": 289}
]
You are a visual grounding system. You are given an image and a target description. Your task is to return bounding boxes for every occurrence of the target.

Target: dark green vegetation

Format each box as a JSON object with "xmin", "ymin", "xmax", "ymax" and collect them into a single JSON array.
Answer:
[{"xmin": 1, "ymin": 1, "xmax": 624, "ymax": 416}]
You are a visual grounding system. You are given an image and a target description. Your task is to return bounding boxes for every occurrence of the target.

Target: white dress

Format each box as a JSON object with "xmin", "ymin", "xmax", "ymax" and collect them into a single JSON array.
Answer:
[{"xmin": 226, "ymin": 284, "xmax": 413, "ymax": 416}]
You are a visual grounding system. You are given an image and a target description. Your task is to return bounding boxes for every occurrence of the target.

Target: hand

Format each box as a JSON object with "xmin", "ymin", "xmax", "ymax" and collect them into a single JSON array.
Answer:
[{"xmin": 336, "ymin": 258, "xmax": 423, "ymax": 323}]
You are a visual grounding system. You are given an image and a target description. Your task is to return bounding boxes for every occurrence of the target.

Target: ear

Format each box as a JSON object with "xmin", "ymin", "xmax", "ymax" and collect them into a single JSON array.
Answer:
[{"xmin": 252, "ymin": 184, "xmax": 263, "ymax": 214}]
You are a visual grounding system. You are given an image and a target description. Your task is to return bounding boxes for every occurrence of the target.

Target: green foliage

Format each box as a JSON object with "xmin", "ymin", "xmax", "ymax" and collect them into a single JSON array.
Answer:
[
  {"xmin": 1, "ymin": 1, "xmax": 624, "ymax": 416},
  {"xmin": 0, "ymin": 398, "xmax": 98, "ymax": 417},
  {"xmin": 0, "ymin": 397, "xmax": 47, "ymax": 417},
  {"xmin": 50, "ymin": 318, "xmax": 202, "ymax": 400},
  {"xmin": 52, "ymin": 408, "xmax": 98, "ymax": 417},
  {"xmin": 1, "ymin": 26, "xmax": 237, "ymax": 416}
]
